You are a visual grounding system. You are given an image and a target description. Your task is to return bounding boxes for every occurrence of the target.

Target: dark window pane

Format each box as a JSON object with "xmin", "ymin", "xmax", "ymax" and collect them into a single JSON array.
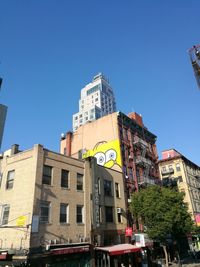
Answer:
[
  {"xmin": 76, "ymin": 205, "xmax": 83, "ymax": 223},
  {"xmin": 104, "ymin": 180, "xmax": 112, "ymax": 196},
  {"xmin": 61, "ymin": 170, "xmax": 69, "ymax": 188},
  {"xmin": 60, "ymin": 204, "xmax": 68, "ymax": 223},
  {"xmin": 42, "ymin": 166, "xmax": 52, "ymax": 185},
  {"xmin": 77, "ymin": 173, "xmax": 83, "ymax": 191},
  {"xmin": 2, "ymin": 205, "xmax": 10, "ymax": 225},
  {"xmin": 115, "ymin": 183, "xmax": 120, "ymax": 198},
  {"xmin": 105, "ymin": 206, "xmax": 113, "ymax": 223},
  {"xmin": 40, "ymin": 202, "xmax": 50, "ymax": 223},
  {"xmin": 6, "ymin": 170, "xmax": 15, "ymax": 189}
]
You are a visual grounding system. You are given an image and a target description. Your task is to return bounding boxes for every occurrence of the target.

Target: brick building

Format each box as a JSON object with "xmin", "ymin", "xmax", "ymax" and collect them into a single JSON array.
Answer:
[
  {"xmin": 60, "ymin": 111, "xmax": 159, "ymax": 227},
  {"xmin": 0, "ymin": 144, "xmax": 126, "ymax": 265}
]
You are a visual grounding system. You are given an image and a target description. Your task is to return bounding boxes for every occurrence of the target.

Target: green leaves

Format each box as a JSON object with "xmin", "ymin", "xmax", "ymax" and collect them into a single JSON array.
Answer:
[{"xmin": 130, "ymin": 185, "xmax": 193, "ymax": 242}]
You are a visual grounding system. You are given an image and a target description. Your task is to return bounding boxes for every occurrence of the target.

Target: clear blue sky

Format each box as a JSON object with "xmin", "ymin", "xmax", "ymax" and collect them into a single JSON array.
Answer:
[{"xmin": 0, "ymin": 0, "xmax": 200, "ymax": 165}]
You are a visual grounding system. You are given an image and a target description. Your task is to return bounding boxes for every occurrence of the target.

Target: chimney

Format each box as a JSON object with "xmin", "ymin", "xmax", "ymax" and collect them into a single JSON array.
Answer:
[
  {"xmin": 66, "ymin": 132, "xmax": 72, "ymax": 156},
  {"xmin": 11, "ymin": 144, "xmax": 19, "ymax": 155},
  {"xmin": 128, "ymin": 112, "xmax": 144, "ymax": 127}
]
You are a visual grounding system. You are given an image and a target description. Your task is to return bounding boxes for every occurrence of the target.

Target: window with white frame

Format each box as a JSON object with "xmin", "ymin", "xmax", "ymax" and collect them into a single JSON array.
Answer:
[
  {"xmin": 42, "ymin": 165, "xmax": 52, "ymax": 185},
  {"xmin": 76, "ymin": 205, "xmax": 84, "ymax": 223},
  {"xmin": 1, "ymin": 205, "xmax": 10, "ymax": 225},
  {"xmin": 176, "ymin": 163, "xmax": 181, "ymax": 172},
  {"xmin": 77, "ymin": 173, "xmax": 83, "ymax": 191},
  {"xmin": 60, "ymin": 203, "xmax": 69, "ymax": 223},
  {"xmin": 6, "ymin": 170, "xmax": 15, "ymax": 189},
  {"xmin": 61, "ymin": 169, "xmax": 69, "ymax": 188}
]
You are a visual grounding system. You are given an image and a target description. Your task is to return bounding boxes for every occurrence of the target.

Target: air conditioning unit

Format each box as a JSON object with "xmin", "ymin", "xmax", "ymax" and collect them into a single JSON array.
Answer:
[
  {"xmin": 45, "ymin": 244, "xmax": 50, "ymax": 251},
  {"xmin": 117, "ymin": 208, "xmax": 122, "ymax": 214},
  {"xmin": 79, "ymin": 237, "xmax": 85, "ymax": 242},
  {"xmin": 49, "ymin": 239, "xmax": 58, "ymax": 244}
]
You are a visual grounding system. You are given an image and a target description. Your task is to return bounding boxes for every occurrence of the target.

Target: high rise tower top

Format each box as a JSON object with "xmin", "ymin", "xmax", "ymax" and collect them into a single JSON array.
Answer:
[
  {"xmin": 92, "ymin": 73, "xmax": 109, "ymax": 83},
  {"xmin": 72, "ymin": 73, "xmax": 116, "ymax": 132}
]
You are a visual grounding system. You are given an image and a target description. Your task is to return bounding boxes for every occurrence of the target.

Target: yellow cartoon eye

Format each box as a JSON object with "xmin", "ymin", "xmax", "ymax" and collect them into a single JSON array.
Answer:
[
  {"xmin": 95, "ymin": 152, "xmax": 106, "ymax": 166},
  {"xmin": 105, "ymin": 149, "xmax": 117, "ymax": 162}
]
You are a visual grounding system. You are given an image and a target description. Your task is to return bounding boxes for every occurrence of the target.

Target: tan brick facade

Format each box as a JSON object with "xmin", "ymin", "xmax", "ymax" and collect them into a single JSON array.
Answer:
[
  {"xmin": 158, "ymin": 151, "xmax": 200, "ymax": 222},
  {"xmin": 0, "ymin": 144, "xmax": 126, "ymax": 251}
]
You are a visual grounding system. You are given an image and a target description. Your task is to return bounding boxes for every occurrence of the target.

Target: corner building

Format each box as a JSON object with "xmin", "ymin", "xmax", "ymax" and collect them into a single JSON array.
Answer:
[
  {"xmin": 61, "ymin": 111, "xmax": 160, "ymax": 225},
  {"xmin": 158, "ymin": 149, "xmax": 200, "ymax": 224},
  {"xmin": 0, "ymin": 144, "xmax": 126, "ymax": 266}
]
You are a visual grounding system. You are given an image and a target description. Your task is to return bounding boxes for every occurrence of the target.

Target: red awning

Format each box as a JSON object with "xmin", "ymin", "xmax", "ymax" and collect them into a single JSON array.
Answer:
[
  {"xmin": 50, "ymin": 245, "xmax": 90, "ymax": 255},
  {"xmin": 0, "ymin": 252, "xmax": 8, "ymax": 260},
  {"xmin": 96, "ymin": 243, "xmax": 141, "ymax": 256}
]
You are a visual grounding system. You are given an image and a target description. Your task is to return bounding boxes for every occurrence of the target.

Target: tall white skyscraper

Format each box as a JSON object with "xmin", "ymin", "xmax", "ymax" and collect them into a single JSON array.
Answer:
[{"xmin": 72, "ymin": 73, "xmax": 116, "ymax": 132}]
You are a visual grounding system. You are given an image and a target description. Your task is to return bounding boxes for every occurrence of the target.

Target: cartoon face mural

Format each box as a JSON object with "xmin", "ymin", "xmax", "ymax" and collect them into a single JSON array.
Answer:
[{"xmin": 82, "ymin": 139, "xmax": 122, "ymax": 169}]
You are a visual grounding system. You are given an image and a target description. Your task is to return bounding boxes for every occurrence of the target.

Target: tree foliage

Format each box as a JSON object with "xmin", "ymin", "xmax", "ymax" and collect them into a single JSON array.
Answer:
[{"xmin": 130, "ymin": 185, "xmax": 194, "ymax": 243}]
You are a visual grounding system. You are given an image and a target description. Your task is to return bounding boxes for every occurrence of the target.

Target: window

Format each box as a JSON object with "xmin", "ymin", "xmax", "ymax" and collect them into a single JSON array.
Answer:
[
  {"xmin": 178, "ymin": 176, "xmax": 183, "ymax": 182},
  {"xmin": 79, "ymin": 114, "xmax": 82, "ymax": 118},
  {"xmin": 123, "ymin": 128, "xmax": 128, "ymax": 140},
  {"xmin": 0, "ymin": 173, "xmax": 2, "ymax": 188},
  {"xmin": 168, "ymin": 165, "xmax": 173, "ymax": 171},
  {"xmin": 42, "ymin": 165, "xmax": 52, "ymax": 185},
  {"xmin": 98, "ymin": 178, "xmax": 101, "ymax": 195},
  {"xmin": 86, "ymin": 85, "xmax": 99, "ymax": 96},
  {"xmin": 162, "ymin": 166, "xmax": 166, "ymax": 172},
  {"xmin": 95, "ymin": 98, "xmax": 98, "ymax": 102},
  {"xmin": 104, "ymin": 180, "xmax": 112, "ymax": 196},
  {"xmin": 1, "ymin": 205, "xmax": 10, "ymax": 225},
  {"xmin": 105, "ymin": 206, "xmax": 113, "ymax": 223},
  {"xmin": 40, "ymin": 201, "xmax": 50, "ymax": 223},
  {"xmin": 6, "ymin": 170, "xmax": 15, "ymax": 189},
  {"xmin": 76, "ymin": 205, "xmax": 83, "ymax": 223},
  {"xmin": 60, "ymin": 203, "xmax": 68, "ymax": 223},
  {"xmin": 78, "ymin": 150, "xmax": 83, "ymax": 160},
  {"xmin": 117, "ymin": 212, "xmax": 122, "ymax": 223},
  {"xmin": 79, "ymin": 119, "xmax": 83, "ymax": 124},
  {"xmin": 77, "ymin": 173, "xmax": 83, "ymax": 191},
  {"xmin": 115, "ymin": 183, "xmax": 120, "ymax": 198},
  {"xmin": 75, "ymin": 116, "xmax": 78, "ymax": 120},
  {"xmin": 176, "ymin": 164, "xmax": 181, "ymax": 172},
  {"xmin": 85, "ymin": 117, "xmax": 88, "ymax": 121},
  {"xmin": 61, "ymin": 170, "xmax": 69, "ymax": 188}
]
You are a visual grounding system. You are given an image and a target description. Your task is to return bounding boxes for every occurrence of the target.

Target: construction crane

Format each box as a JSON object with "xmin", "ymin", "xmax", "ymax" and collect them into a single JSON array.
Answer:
[{"xmin": 188, "ymin": 44, "xmax": 200, "ymax": 89}]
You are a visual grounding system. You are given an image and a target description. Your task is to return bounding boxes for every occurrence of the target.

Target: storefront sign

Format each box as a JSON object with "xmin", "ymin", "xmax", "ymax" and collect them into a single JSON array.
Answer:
[{"xmin": 125, "ymin": 227, "xmax": 133, "ymax": 236}]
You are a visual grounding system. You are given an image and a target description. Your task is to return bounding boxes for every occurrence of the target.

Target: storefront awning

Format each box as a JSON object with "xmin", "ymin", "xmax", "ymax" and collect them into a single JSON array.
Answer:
[
  {"xmin": 96, "ymin": 243, "xmax": 141, "ymax": 256},
  {"xmin": 50, "ymin": 245, "xmax": 90, "ymax": 255}
]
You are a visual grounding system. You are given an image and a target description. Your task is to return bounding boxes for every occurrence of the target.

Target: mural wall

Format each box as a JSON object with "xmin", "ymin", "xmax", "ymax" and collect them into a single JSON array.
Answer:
[{"xmin": 83, "ymin": 139, "xmax": 122, "ymax": 170}]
